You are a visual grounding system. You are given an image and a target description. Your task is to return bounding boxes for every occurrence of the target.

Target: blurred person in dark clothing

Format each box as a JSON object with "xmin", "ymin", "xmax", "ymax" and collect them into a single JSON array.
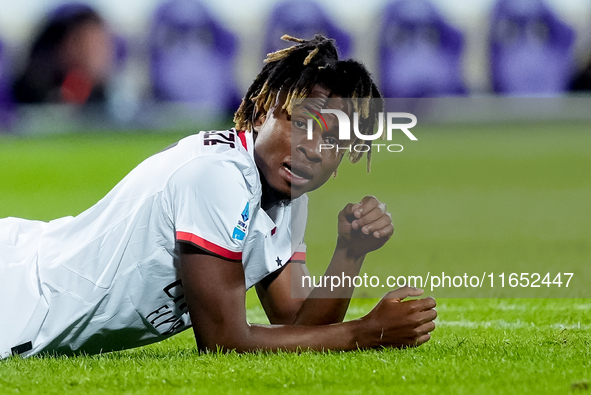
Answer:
[
  {"xmin": 570, "ymin": 58, "xmax": 591, "ymax": 92},
  {"xmin": 12, "ymin": 4, "xmax": 114, "ymax": 105}
]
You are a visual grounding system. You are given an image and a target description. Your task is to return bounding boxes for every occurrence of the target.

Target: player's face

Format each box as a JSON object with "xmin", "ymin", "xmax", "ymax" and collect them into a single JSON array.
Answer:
[{"xmin": 254, "ymin": 84, "xmax": 348, "ymax": 200}]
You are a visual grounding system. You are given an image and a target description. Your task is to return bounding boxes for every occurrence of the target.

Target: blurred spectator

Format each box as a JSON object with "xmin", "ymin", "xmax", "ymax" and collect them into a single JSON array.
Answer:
[
  {"xmin": 149, "ymin": 0, "xmax": 240, "ymax": 114},
  {"xmin": 490, "ymin": 0, "xmax": 575, "ymax": 95},
  {"xmin": 264, "ymin": 0, "xmax": 352, "ymax": 58},
  {"xmin": 570, "ymin": 58, "xmax": 591, "ymax": 91},
  {"xmin": 378, "ymin": 0, "xmax": 465, "ymax": 98},
  {"xmin": 12, "ymin": 3, "xmax": 114, "ymax": 105},
  {"xmin": 0, "ymin": 39, "xmax": 16, "ymax": 131}
]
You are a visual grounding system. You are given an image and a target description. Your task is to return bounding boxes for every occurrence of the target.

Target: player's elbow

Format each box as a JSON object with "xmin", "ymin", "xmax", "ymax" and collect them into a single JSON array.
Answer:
[
  {"xmin": 194, "ymin": 323, "xmax": 253, "ymax": 353},
  {"xmin": 266, "ymin": 308, "xmax": 300, "ymax": 325}
]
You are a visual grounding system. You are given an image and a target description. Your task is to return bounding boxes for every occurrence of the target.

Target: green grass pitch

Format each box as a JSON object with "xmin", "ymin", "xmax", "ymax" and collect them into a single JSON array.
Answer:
[{"xmin": 0, "ymin": 124, "xmax": 589, "ymax": 394}]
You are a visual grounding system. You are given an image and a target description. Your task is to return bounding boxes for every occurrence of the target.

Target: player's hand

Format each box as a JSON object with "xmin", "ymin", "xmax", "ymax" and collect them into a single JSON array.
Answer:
[
  {"xmin": 357, "ymin": 286, "xmax": 437, "ymax": 349},
  {"xmin": 337, "ymin": 196, "xmax": 393, "ymax": 257}
]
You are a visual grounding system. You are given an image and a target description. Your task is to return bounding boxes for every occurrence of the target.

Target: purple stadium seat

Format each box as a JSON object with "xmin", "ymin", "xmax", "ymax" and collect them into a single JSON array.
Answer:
[
  {"xmin": 49, "ymin": 2, "xmax": 92, "ymax": 19},
  {"xmin": 264, "ymin": 0, "xmax": 352, "ymax": 59},
  {"xmin": 379, "ymin": 0, "xmax": 465, "ymax": 98},
  {"xmin": 149, "ymin": 0, "xmax": 239, "ymax": 112},
  {"xmin": 490, "ymin": 0, "xmax": 575, "ymax": 95}
]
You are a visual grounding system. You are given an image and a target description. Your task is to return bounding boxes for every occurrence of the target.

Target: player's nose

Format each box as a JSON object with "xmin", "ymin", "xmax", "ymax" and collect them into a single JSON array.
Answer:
[{"xmin": 296, "ymin": 137, "xmax": 322, "ymax": 163}]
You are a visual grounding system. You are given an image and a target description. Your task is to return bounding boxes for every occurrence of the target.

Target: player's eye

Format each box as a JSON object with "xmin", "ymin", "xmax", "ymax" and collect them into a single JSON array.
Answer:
[
  {"xmin": 293, "ymin": 120, "xmax": 307, "ymax": 130},
  {"xmin": 325, "ymin": 136, "xmax": 338, "ymax": 145}
]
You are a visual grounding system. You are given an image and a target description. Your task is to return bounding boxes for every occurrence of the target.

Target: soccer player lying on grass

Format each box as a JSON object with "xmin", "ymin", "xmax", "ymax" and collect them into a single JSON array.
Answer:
[{"xmin": 0, "ymin": 35, "xmax": 436, "ymax": 358}]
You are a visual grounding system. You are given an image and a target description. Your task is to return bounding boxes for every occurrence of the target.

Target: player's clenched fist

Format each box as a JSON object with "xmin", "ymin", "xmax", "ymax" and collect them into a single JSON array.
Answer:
[
  {"xmin": 356, "ymin": 287, "xmax": 437, "ymax": 349},
  {"xmin": 337, "ymin": 196, "xmax": 394, "ymax": 257}
]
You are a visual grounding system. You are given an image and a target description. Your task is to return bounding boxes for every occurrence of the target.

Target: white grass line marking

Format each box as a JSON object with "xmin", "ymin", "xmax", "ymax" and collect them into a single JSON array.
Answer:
[
  {"xmin": 437, "ymin": 303, "xmax": 591, "ymax": 312},
  {"xmin": 437, "ymin": 320, "xmax": 591, "ymax": 330}
]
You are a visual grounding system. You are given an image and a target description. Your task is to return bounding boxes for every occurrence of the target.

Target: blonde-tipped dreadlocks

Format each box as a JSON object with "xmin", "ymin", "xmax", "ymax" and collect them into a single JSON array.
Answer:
[{"xmin": 234, "ymin": 34, "xmax": 383, "ymax": 172}]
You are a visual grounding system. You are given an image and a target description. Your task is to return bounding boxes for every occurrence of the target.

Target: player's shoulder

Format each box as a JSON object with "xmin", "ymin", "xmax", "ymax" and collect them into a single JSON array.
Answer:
[
  {"xmin": 169, "ymin": 129, "xmax": 253, "ymax": 169},
  {"xmin": 175, "ymin": 128, "xmax": 251, "ymax": 156},
  {"xmin": 166, "ymin": 129, "xmax": 260, "ymax": 196}
]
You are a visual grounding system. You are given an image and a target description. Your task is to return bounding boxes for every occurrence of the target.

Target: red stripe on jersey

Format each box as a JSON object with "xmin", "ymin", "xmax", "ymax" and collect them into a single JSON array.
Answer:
[
  {"xmin": 176, "ymin": 231, "xmax": 242, "ymax": 261},
  {"xmin": 238, "ymin": 131, "xmax": 248, "ymax": 151},
  {"xmin": 288, "ymin": 252, "xmax": 306, "ymax": 263}
]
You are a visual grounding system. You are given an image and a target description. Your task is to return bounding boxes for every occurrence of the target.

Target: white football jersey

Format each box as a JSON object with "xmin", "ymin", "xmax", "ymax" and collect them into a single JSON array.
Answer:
[{"xmin": 0, "ymin": 129, "xmax": 307, "ymax": 359}]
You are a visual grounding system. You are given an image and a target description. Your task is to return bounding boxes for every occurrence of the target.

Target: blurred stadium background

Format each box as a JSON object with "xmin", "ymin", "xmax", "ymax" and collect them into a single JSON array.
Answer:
[
  {"xmin": 1, "ymin": 3, "xmax": 589, "ymax": 392},
  {"xmin": 1, "ymin": 0, "xmax": 591, "ymax": 134}
]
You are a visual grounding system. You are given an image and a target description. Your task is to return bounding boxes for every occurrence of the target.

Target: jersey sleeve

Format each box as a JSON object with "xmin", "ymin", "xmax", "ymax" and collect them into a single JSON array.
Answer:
[
  {"xmin": 165, "ymin": 157, "xmax": 252, "ymax": 261},
  {"xmin": 288, "ymin": 194, "xmax": 308, "ymax": 263},
  {"xmin": 289, "ymin": 245, "xmax": 306, "ymax": 263}
]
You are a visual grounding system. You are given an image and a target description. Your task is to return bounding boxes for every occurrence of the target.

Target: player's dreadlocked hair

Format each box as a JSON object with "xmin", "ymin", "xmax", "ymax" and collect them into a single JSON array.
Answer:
[{"xmin": 234, "ymin": 34, "xmax": 383, "ymax": 172}]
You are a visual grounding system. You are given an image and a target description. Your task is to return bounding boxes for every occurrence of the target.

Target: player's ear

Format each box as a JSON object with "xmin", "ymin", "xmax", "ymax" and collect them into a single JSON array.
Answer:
[{"xmin": 252, "ymin": 110, "xmax": 266, "ymax": 133}]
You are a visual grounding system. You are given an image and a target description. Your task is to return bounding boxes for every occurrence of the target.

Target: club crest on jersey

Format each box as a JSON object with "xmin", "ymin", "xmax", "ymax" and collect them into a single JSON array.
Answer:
[{"xmin": 232, "ymin": 202, "xmax": 250, "ymax": 240}]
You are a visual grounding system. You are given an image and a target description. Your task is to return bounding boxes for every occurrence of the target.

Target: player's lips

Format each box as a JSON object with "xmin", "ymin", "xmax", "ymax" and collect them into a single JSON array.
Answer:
[{"xmin": 281, "ymin": 162, "xmax": 313, "ymax": 187}]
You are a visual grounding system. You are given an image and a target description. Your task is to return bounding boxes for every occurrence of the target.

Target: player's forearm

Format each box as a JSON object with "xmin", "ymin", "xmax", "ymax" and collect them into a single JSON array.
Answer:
[
  {"xmin": 293, "ymin": 239, "xmax": 366, "ymax": 325},
  {"xmin": 199, "ymin": 319, "xmax": 366, "ymax": 353},
  {"xmin": 194, "ymin": 287, "xmax": 437, "ymax": 353}
]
